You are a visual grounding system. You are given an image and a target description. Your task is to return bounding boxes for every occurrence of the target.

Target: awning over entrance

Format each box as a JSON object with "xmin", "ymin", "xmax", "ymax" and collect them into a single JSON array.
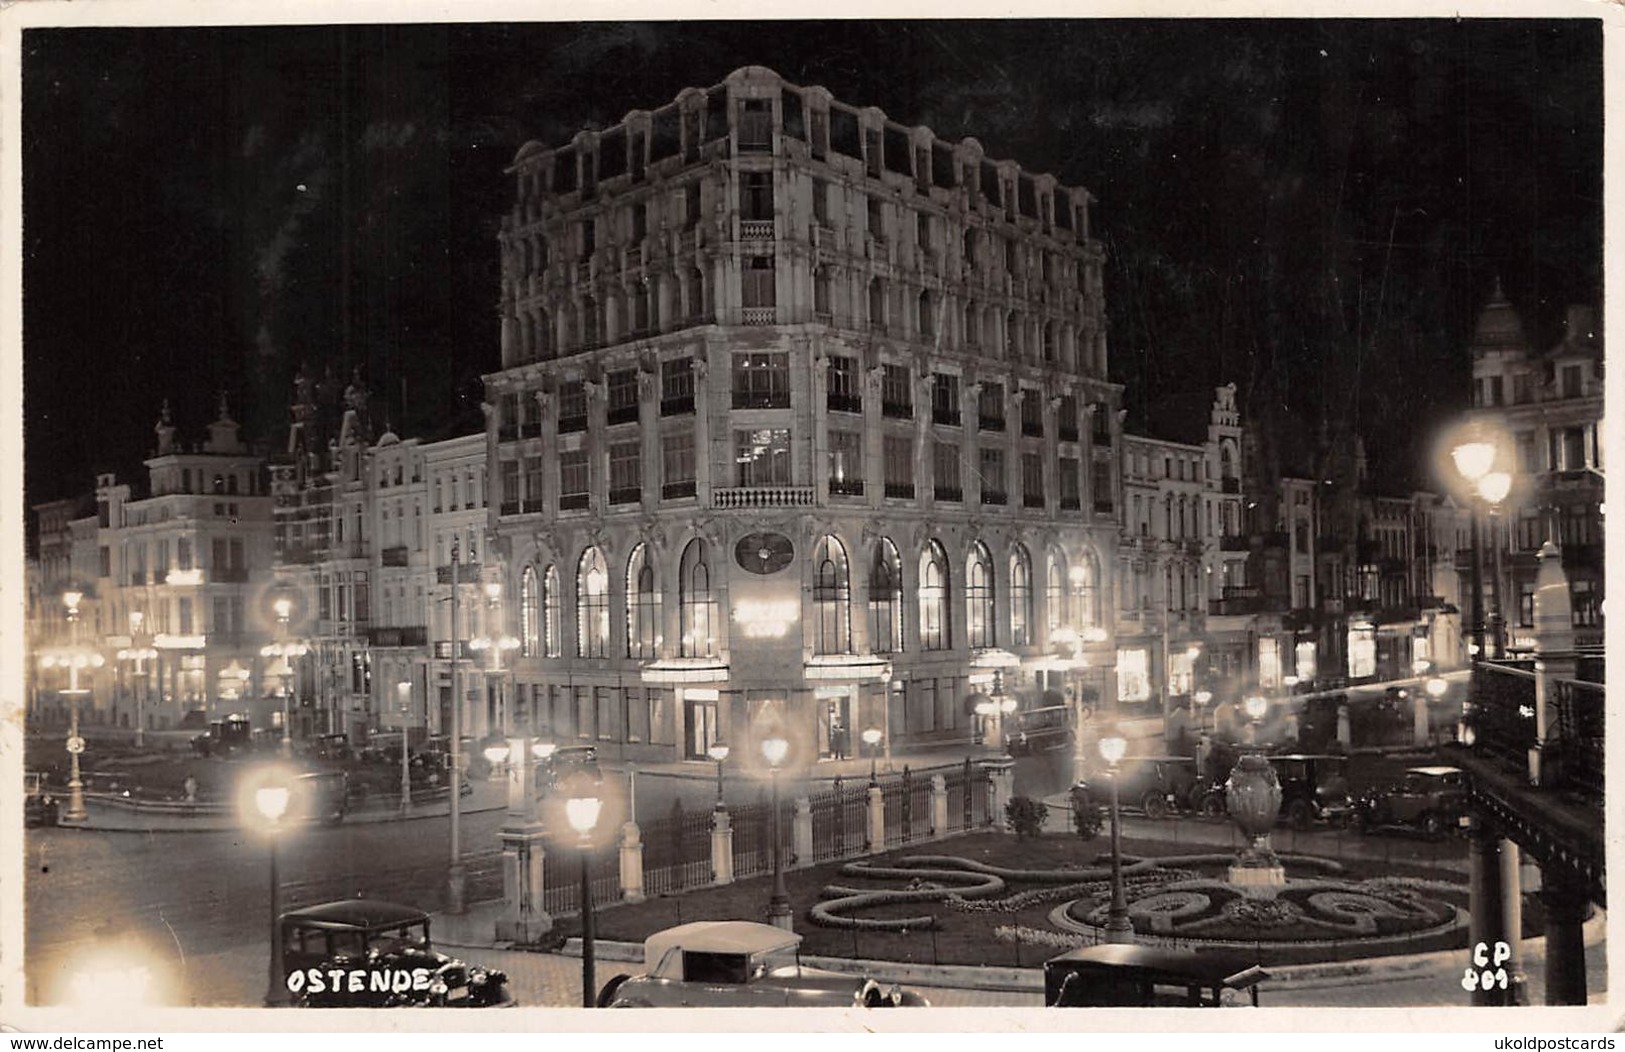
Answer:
[
  {"xmin": 640, "ymin": 658, "xmax": 731, "ymax": 684},
  {"xmin": 803, "ymin": 655, "xmax": 891, "ymax": 682}
]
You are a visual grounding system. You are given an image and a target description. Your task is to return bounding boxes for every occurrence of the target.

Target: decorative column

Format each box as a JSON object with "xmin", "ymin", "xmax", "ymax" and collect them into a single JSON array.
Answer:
[
  {"xmin": 619, "ymin": 821, "xmax": 646, "ymax": 903},
  {"xmin": 792, "ymin": 796, "xmax": 813, "ymax": 869},
  {"xmin": 866, "ymin": 784, "xmax": 885, "ymax": 853},
  {"xmin": 1500, "ymin": 842, "xmax": 1527, "ymax": 1005},
  {"xmin": 982, "ymin": 756, "xmax": 1015, "ymax": 831},
  {"xmin": 494, "ymin": 736, "xmax": 548, "ymax": 944},
  {"xmin": 710, "ymin": 808, "xmax": 735, "ymax": 886},
  {"xmin": 930, "ymin": 774, "xmax": 948, "ymax": 837},
  {"xmin": 1466, "ymin": 813, "xmax": 1511, "ymax": 1006},
  {"xmin": 1540, "ymin": 869, "xmax": 1590, "ymax": 1006}
]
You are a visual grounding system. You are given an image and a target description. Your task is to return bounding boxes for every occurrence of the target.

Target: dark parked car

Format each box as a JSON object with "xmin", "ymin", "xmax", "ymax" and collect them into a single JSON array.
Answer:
[
  {"xmin": 1006, "ymin": 705, "xmax": 1075, "ymax": 756},
  {"xmin": 279, "ymin": 899, "xmax": 511, "ymax": 1007},
  {"xmin": 191, "ymin": 715, "xmax": 253, "ymax": 757},
  {"xmin": 1354, "ymin": 765, "xmax": 1468, "ymax": 837},
  {"xmin": 1044, "ymin": 945, "xmax": 1268, "ymax": 1007},
  {"xmin": 287, "ymin": 770, "xmax": 350, "ymax": 826},
  {"xmin": 25, "ymin": 772, "xmax": 59, "ymax": 827},
  {"xmin": 1074, "ymin": 756, "xmax": 1201, "ymax": 820},
  {"xmin": 534, "ymin": 744, "xmax": 600, "ymax": 793},
  {"xmin": 1267, "ymin": 753, "xmax": 1352, "ymax": 829},
  {"xmin": 597, "ymin": 921, "xmax": 928, "ymax": 1008}
]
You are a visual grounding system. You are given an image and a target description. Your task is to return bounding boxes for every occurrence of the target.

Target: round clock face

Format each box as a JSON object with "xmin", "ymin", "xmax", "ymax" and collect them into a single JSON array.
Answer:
[{"xmin": 735, "ymin": 532, "xmax": 795, "ymax": 575}]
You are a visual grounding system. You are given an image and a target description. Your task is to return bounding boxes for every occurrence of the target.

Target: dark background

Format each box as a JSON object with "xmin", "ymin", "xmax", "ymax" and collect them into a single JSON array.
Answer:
[{"xmin": 21, "ymin": 19, "xmax": 1603, "ymax": 516}]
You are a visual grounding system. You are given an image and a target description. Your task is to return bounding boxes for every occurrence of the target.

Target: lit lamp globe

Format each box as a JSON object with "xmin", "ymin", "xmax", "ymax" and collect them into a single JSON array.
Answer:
[
  {"xmin": 532, "ymin": 741, "xmax": 558, "ymax": 762},
  {"xmin": 861, "ymin": 727, "xmax": 883, "ymax": 752},
  {"xmin": 1451, "ymin": 436, "xmax": 1497, "ymax": 484},
  {"xmin": 255, "ymin": 784, "xmax": 291, "ymax": 826},
  {"xmin": 565, "ymin": 794, "xmax": 603, "ymax": 839},
  {"xmin": 1478, "ymin": 470, "xmax": 1512, "ymax": 506},
  {"xmin": 1243, "ymin": 695, "xmax": 1268, "ymax": 723},
  {"xmin": 1098, "ymin": 729, "xmax": 1128, "ymax": 768},
  {"xmin": 1425, "ymin": 677, "xmax": 1449, "ymax": 699},
  {"xmin": 761, "ymin": 735, "xmax": 790, "ymax": 769},
  {"xmin": 483, "ymin": 741, "xmax": 512, "ymax": 768},
  {"xmin": 707, "ymin": 740, "xmax": 730, "ymax": 764}
]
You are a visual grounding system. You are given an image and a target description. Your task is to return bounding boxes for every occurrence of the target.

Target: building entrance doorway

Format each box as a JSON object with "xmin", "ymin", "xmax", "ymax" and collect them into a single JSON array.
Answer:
[
  {"xmin": 817, "ymin": 692, "xmax": 852, "ymax": 760},
  {"xmin": 685, "ymin": 689, "xmax": 720, "ymax": 760}
]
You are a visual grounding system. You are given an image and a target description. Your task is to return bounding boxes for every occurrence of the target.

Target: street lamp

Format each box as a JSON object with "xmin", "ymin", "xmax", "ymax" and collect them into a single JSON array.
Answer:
[
  {"xmin": 1098, "ymin": 727, "xmax": 1132, "ymax": 944},
  {"xmin": 706, "ymin": 739, "xmax": 729, "ymax": 809},
  {"xmin": 1242, "ymin": 694, "xmax": 1268, "ymax": 745},
  {"xmin": 242, "ymin": 765, "xmax": 294, "ymax": 1007},
  {"xmin": 563, "ymin": 773, "xmax": 603, "ymax": 1009},
  {"xmin": 48, "ymin": 589, "xmax": 99, "ymax": 823},
  {"xmin": 861, "ymin": 727, "xmax": 883, "ymax": 785},
  {"xmin": 397, "ymin": 681, "xmax": 414, "ymax": 813},
  {"xmin": 761, "ymin": 733, "xmax": 794, "ymax": 930},
  {"xmin": 1448, "ymin": 421, "xmax": 1512, "ymax": 663}
]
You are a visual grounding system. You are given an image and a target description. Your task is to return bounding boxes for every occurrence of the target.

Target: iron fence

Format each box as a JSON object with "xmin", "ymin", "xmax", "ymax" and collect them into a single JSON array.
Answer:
[
  {"xmin": 729, "ymin": 789, "xmax": 791, "ymax": 879},
  {"xmin": 1469, "ymin": 662, "xmax": 1538, "ymax": 764},
  {"xmin": 1553, "ymin": 678, "xmax": 1604, "ymax": 802},
  {"xmin": 941, "ymin": 759, "xmax": 989, "ymax": 832},
  {"xmin": 809, "ymin": 776, "xmax": 869, "ymax": 862},
  {"xmin": 643, "ymin": 797, "xmax": 716, "ymax": 896},
  {"xmin": 541, "ymin": 840, "xmax": 622, "ymax": 918}
]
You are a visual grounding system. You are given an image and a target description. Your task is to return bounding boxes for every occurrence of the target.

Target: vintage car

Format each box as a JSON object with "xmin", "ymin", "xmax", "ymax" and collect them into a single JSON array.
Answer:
[
  {"xmin": 288, "ymin": 770, "xmax": 350, "ymax": 826},
  {"xmin": 1353, "ymin": 765, "xmax": 1468, "ymax": 837},
  {"xmin": 596, "ymin": 921, "xmax": 929, "ymax": 1008},
  {"xmin": 279, "ymin": 899, "xmax": 511, "ymax": 1007},
  {"xmin": 1073, "ymin": 756, "xmax": 1202, "ymax": 819},
  {"xmin": 1005, "ymin": 705, "xmax": 1075, "ymax": 756},
  {"xmin": 534, "ymin": 744, "xmax": 600, "ymax": 793},
  {"xmin": 25, "ymin": 772, "xmax": 60, "ymax": 827},
  {"xmin": 1267, "ymin": 753, "xmax": 1353, "ymax": 829},
  {"xmin": 1044, "ymin": 945, "xmax": 1268, "ymax": 1007}
]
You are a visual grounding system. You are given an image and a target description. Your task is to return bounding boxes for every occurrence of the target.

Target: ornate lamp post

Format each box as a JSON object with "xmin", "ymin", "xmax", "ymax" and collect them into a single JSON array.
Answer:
[
  {"xmin": 563, "ymin": 773, "xmax": 604, "ymax": 1008},
  {"xmin": 397, "ymin": 681, "xmax": 414, "ymax": 813},
  {"xmin": 861, "ymin": 727, "xmax": 883, "ymax": 785},
  {"xmin": 242, "ymin": 766, "xmax": 294, "ymax": 1006},
  {"xmin": 1097, "ymin": 726, "xmax": 1133, "ymax": 943},
  {"xmin": 1448, "ymin": 422, "xmax": 1512, "ymax": 663},
  {"xmin": 761, "ymin": 733, "xmax": 794, "ymax": 930},
  {"xmin": 706, "ymin": 739, "xmax": 729, "ymax": 808},
  {"xmin": 43, "ymin": 589, "xmax": 100, "ymax": 823}
]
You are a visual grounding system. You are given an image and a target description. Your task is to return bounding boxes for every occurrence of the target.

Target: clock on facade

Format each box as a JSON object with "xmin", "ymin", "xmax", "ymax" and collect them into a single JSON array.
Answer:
[{"xmin": 735, "ymin": 532, "xmax": 795, "ymax": 575}]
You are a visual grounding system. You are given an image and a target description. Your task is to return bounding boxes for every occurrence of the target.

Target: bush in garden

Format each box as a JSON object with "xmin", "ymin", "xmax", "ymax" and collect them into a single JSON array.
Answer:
[
  {"xmin": 1069, "ymin": 786, "xmax": 1103, "ymax": 841},
  {"xmin": 1005, "ymin": 795, "xmax": 1049, "ymax": 838}
]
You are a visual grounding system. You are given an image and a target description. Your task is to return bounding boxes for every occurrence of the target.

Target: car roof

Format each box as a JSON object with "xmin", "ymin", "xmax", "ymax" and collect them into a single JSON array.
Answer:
[
  {"xmin": 643, "ymin": 921, "xmax": 802, "ymax": 966},
  {"xmin": 281, "ymin": 899, "xmax": 430, "ymax": 930},
  {"xmin": 1405, "ymin": 766, "xmax": 1463, "ymax": 776},
  {"xmin": 1045, "ymin": 944, "xmax": 1259, "ymax": 984}
]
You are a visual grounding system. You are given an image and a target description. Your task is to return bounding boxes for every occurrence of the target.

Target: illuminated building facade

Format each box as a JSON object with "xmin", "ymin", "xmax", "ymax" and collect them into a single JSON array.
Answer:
[{"xmin": 485, "ymin": 65, "xmax": 1122, "ymax": 763}]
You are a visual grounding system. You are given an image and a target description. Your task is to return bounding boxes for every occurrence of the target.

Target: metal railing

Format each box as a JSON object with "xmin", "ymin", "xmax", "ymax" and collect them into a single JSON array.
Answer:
[{"xmin": 642, "ymin": 798, "xmax": 715, "ymax": 896}]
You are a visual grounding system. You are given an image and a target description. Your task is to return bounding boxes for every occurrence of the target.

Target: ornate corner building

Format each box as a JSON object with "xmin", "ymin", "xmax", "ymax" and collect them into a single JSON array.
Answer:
[{"xmin": 483, "ymin": 65, "xmax": 1124, "ymax": 763}]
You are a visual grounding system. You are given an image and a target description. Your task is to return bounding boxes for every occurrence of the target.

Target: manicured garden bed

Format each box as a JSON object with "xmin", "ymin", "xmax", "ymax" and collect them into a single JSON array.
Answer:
[{"xmin": 569, "ymin": 830, "xmax": 1485, "ymax": 969}]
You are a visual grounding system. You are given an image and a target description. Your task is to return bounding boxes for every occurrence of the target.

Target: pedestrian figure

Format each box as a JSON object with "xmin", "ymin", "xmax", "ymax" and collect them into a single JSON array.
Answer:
[{"xmin": 183, "ymin": 773, "xmax": 198, "ymax": 802}]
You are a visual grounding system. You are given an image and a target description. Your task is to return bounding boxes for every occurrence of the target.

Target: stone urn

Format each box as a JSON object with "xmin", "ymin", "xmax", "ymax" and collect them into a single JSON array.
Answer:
[{"xmin": 1226, "ymin": 752, "xmax": 1285, "ymax": 894}]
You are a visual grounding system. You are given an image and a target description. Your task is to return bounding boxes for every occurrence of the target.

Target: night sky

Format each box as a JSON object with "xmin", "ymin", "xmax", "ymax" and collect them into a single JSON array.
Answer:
[{"xmin": 20, "ymin": 19, "xmax": 1603, "ymax": 514}]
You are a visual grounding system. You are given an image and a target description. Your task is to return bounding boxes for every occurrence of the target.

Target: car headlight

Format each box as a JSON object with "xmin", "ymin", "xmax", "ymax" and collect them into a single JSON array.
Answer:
[{"xmin": 429, "ymin": 979, "xmax": 448, "ymax": 996}]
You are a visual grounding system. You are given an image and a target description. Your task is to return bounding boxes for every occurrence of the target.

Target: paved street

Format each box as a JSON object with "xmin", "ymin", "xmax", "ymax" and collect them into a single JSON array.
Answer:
[{"xmin": 24, "ymin": 808, "xmax": 509, "ymax": 1005}]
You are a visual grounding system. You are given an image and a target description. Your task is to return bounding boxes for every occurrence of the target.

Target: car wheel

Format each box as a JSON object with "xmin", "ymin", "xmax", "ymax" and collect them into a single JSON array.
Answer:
[
  {"xmin": 596, "ymin": 975, "xmax": 632, "ymax": 1008},
  {"xmin": 1141, "ymin": 792, "xmax": 1168, "ymax": 821},
  {"xmin": 1286, "ymin": 799, "xmax": 1313, "ymax": 830},
  {"xmin": 1421, "ymin": 811, "xmax": 1445, "ymax": 839}
]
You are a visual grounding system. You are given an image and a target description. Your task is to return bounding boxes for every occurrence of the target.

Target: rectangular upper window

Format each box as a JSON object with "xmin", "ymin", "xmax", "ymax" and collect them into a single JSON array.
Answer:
[
  {"xmin": 662, "ymin": 357, "xmax": 695, "ymax": 415},
  {"xmin": 608, "ymin": 369, "xmax": 639, "ymax": 425},
  {"xmin": 558, "ymin": 450, "xmax": 589, "ymax": 510},
  {"xmin": 732, "ymin": 352, "xmax": 789, "ymax": 409},
  {"xmin": 881, "ymin": 364, "xmax": 912, "ymax": 417},
  {"xmin": 557, "ymin": 381, "xmax": 588, "ymax": 433}
]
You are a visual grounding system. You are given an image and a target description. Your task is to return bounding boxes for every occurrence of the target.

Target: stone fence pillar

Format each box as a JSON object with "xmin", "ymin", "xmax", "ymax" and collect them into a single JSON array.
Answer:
[
  {"xmin": 930, "ymin": 774, "xmax": 948, "ymax": 836},
  {"xmin": 710, "ymin": 807, "xmax": 734, "ymax": 885},
  {"xmin": 792, "ymin": 796, "xmax": 813, "ymax": 869},
  {"xmin": 619, "ymin": 821, "xmax": 645, "ymax": 903},
  {"xmin": 982, "ymin": 757, "xmax": 1015, "ymax": 830},
  {"xmin": 866, "ymin": 785, "xmax": 885, "ymax": 853},
  {"xmin": 1530, "ymin": 540, "xmax": 1577, "ymax": 787},
  {"xmin": 495, "ymin": 820, "xmax": 551, "ymax": 944}
]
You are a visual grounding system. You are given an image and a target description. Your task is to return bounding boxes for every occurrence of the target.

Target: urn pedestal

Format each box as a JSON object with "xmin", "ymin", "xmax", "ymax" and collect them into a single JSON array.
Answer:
[{"xmin": 1226, "ymin": 752, "xmax": 1285, "ymax": 896}]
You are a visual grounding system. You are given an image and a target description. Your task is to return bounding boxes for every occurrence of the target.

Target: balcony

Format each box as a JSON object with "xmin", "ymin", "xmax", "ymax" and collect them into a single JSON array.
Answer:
[
  {"xmin": 1059, "ymin": 497, "xmax": 1081, "ymax": 511},
  {"xmin": 607, "ymin": 405, "xmax": 639, "ymax": 426},
  {"xmin": 981, "ymin": 491, "xmax": 1007, "ymax": 506},
  {"xmin": 733, "ymin": 390, "xmax": 790, "ymax": 410},
  {"xmin": 660, "ymin": 396, "xmax": 695, "ymax": 417},
  {"xmin": 884, "ymin": 483, "xmax": 915, "ymax": 500},
  {"xmin": 1023, "ymin": 494, "xmax": 1046, "ymax": 509},
  {"xmin": 741, "ymin": 307, "xmax": 778, "ymax": 326},
  {"xmin": 1093, "ymin": 499, "xmax": 1115, "ymax": 515},
  {"xmin": 1058, "ymin": 426, "xmax": 1079, "ymax": 443},
  {"xmin": 558, "ymin": 415, "xmax": 588, "ymax": 434},
  {"xmin": 1092, "ymin": 430, "xmax": 1113, "ymax": 447},
  {"xmin": 932, "ymin": 408, "xmax": 961, "ymax": 427},
  {"xmin": 559, "ymin": 494, "xmax": 590, "ymax": 511},
  {"xmin": 712, "ymin": 486, "xmax": 815, "ymax": 510},
  {"xmin": 881, "ymin": 401, "xmax": 913, "ymax": 420},
  {"xmin": 828, "ymin": 479, "xmax": 865, "ymax": 497},
  {"xmin": 1021, "ymin": 421, "xmax": 1043, "ymax": 439},
  {"xmin": 661, "ymin": 481, "xmax": 697, "ymax": 500},
  {"xmin": 739, "ymin": 220, "xmax": 774, "ymax": 241},
  {"xmin": 381, "ymin": 545, "xmax": 410, "ymax": 567},
  {"xmin": 367, "ymin": 625, "xmax": 427, "ymax": 648},
  {"xmin": 979, "ymin": 415, "xmax": 1006, "ymax": 432},
  {"xmin": 609, "ymin": 487, "xmax": 641, "ymax": 506},
  {"xmin": 827, "ymin": 393, "xmax": 863, "ymax": 414},
  {"xmin": 500, "ymin": 500, "xmax": 521, "ymax": 516},
  {"xmin": 933, "ymin": 486, "xmax": 963, "ymax": 502},
  {"xmin": 213, "ymin": 566, "xmax": 249, "ymax": 583}
]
